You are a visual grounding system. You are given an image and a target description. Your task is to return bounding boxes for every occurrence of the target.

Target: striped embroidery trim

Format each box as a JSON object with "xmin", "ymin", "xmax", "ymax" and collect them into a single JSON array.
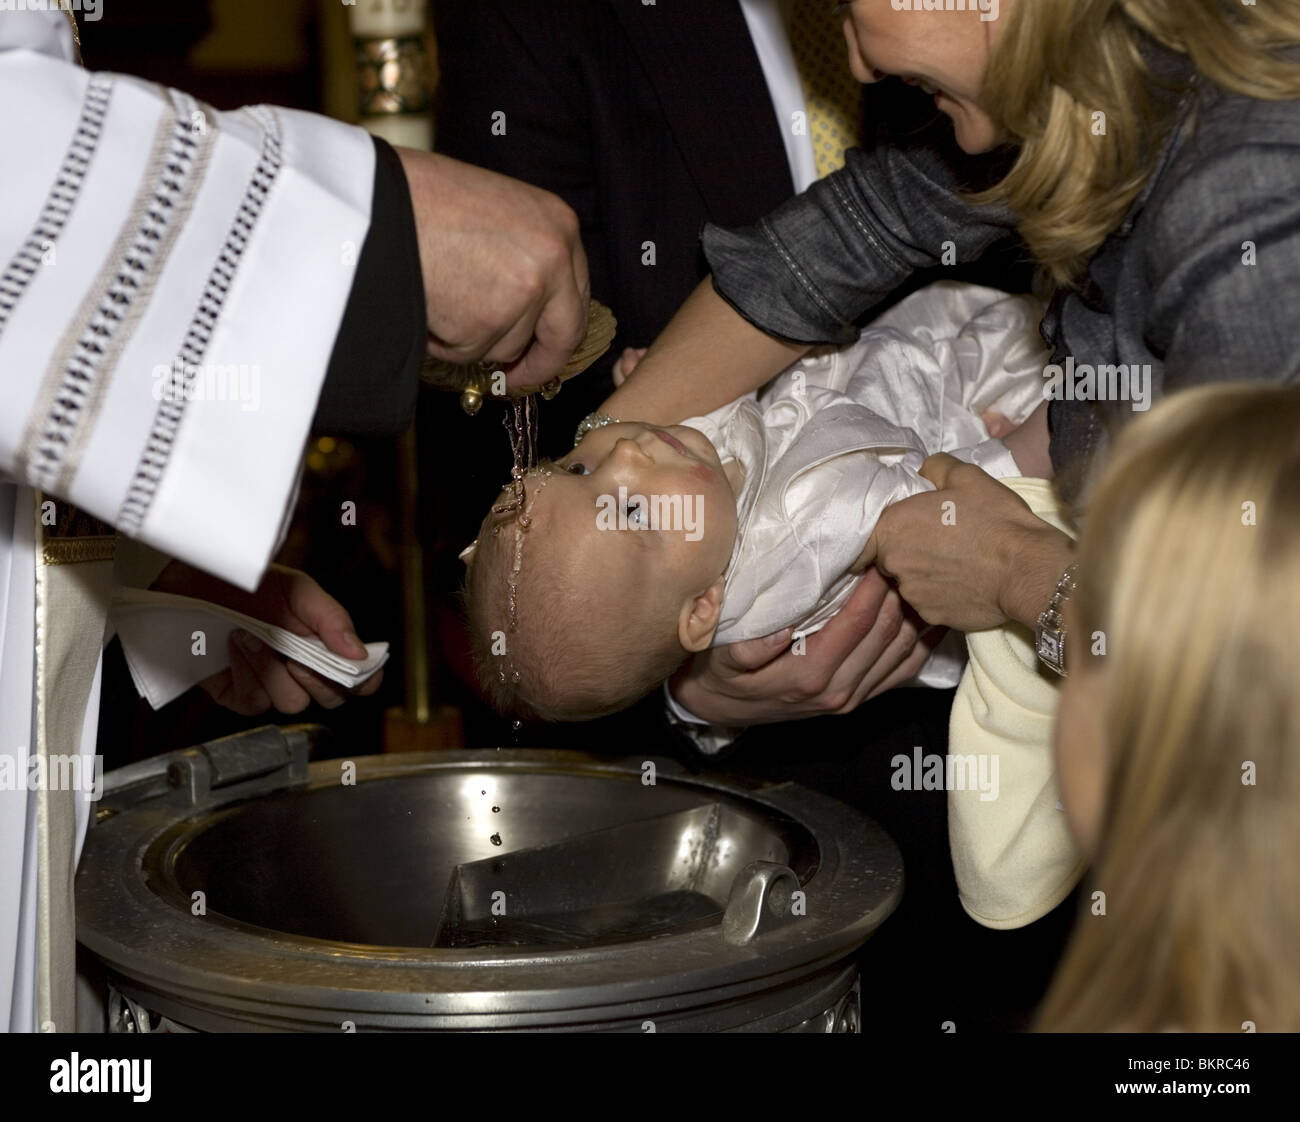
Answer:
[
  {"xmin": 118, "ymin": 106, "xmax": 285, "ymax": 536},
  {"xmin": 0, "ymin": 73, "xmax": 112, "ymax": 340},
  {"xmin": 19, "ymin": 89, "xmax": 209, "ymax": 495},
  {"xmin": 51, "ymin": 90, "xmax": 219, "ymax": 494}
]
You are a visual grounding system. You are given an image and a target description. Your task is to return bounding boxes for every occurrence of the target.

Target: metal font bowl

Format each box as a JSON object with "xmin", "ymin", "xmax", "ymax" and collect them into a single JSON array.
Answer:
[{"xmin": 76, "ymin": 727, "xmax": 901, "ymax": 1032}]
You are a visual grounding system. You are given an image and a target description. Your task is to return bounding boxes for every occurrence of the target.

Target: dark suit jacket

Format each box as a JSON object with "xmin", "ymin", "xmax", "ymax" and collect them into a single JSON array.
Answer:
[
  {"xmin": 429, "ymin": 0, "xmax": 805, "ymax": 465},
  {"xmin": 427, "ymin": 0, "xmax": 1020, "ymax": 482},
  {"xmin": 421, "ymin": 1, "xmax": 805, "ymax": 744}
]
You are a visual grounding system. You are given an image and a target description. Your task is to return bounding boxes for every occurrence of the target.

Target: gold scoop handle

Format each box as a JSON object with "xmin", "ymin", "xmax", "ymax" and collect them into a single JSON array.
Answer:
[{"xmin": 420, "ymin": 299, "xmax": 617, "ymax": 414}]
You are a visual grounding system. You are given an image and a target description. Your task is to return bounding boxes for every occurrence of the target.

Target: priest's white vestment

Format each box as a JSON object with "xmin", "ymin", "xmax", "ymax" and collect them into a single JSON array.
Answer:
[{"xmin": 0, "ymin": 11, "xmax": 380, "ymax": 1031}]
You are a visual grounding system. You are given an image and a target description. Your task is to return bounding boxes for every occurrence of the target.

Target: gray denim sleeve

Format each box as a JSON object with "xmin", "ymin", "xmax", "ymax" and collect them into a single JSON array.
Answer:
[
  {"xmin": 701, "ymin": 144, "xmax": 1020, "ymax": 345},
  {"xmin": 1144, "ymin": 125, "xmax": 1300, "ymax": 390}
]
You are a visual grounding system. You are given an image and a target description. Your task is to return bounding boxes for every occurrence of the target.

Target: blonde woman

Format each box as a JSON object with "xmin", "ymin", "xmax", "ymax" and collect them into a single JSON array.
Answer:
[
  {"xmin": 599, "ymin": 0, "xmax": 1300, "ymax": 725},
  {"xmin": 1039, "ymin": 382, "xmax": 1300, "ymax": 1032}
]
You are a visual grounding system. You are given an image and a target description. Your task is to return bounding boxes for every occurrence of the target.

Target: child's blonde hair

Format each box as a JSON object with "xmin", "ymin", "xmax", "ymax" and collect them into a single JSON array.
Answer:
[
  {"xmin": 977, "ymin": 0, "xmax": 1300, "ymax": 287},
  {"xmin": 1038, "ymin": 382, "xmax": 1300, "ymax": 1031}
]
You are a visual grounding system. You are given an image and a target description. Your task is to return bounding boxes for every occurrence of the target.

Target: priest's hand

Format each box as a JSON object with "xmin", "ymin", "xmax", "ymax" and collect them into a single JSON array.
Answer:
[
  {"xmin": 396, "ymin": 149, "xmax": 589, "ymax": 391},
  {"xmin": 151, "ymin": 562, "xmax": 383, "ymax": 716}
]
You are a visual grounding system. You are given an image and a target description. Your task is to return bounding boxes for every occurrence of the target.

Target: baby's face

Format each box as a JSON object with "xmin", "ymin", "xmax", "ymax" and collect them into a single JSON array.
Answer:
[{"xmin": 493, "ymin": 422, "xmax": 739, "ymax": 624}]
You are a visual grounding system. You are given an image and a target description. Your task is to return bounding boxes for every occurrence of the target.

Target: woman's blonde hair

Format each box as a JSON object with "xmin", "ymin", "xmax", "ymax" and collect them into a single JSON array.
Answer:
[
  {"xmin": 977, "ymin": 0, "xmax": 1300, "ymax": 287},
  {"xmin": 1037, "ymin": 382, "xmax": 1300, "ymax": 1032}
]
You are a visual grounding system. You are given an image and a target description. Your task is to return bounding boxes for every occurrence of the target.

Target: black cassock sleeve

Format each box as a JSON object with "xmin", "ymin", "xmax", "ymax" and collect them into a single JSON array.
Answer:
[{"xmin": 317, "ymin": 135, "xmax": 426, "ymax": 437}]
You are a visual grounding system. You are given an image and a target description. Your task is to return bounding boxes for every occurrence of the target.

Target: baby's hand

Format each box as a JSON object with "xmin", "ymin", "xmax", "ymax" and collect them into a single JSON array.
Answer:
[{"xmin": 611, "ymin": 346, "xmax": 648, "ymax": 387}]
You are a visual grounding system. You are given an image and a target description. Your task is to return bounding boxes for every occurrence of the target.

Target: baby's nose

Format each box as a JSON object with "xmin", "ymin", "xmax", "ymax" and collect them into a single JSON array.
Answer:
[{"xmin": 612, "ymin": 435, "xmax": 653, "ymax": 462}]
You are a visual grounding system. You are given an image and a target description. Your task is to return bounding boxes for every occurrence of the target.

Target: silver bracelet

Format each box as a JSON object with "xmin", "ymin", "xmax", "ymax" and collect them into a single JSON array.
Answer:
[{"xmin": 574, "ymin": 412, "xmax": 620, "ymax": 447}]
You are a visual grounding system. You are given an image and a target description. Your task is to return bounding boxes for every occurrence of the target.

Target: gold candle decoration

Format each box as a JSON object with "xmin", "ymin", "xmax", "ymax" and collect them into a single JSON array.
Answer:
[
  {"xmin": 421, "ymin": 299, "xmax": 617, "ymax": 414},
  {"xmin": 357, "ymin": 36, "xmax": 431, "ymax": 117},
  {"xmin": 347, "ymin": 0, "xmax": 434, "ymax": 151}
]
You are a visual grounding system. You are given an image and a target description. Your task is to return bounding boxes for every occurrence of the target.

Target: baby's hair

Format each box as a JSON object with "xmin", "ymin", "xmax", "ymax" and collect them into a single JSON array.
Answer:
[
  {"xmin": 1038, "ymin": 381, "xmax": 1300, "ymax": 1032},
  {"xmin": 461, "ymin": 499, "xmax": 685, "ymax": 723}
]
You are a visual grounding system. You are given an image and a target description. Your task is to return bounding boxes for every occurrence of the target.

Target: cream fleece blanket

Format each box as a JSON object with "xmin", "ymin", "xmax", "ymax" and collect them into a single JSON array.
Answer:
[{"xmin": 948, "ymin": 477, "xmax": 1086, "ymax": 930}]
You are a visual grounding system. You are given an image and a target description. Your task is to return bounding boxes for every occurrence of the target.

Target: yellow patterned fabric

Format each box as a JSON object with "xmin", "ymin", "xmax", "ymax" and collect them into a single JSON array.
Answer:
[{"xmin": 788, "ymin": 0, "xmax": 863, "ymax": 177}]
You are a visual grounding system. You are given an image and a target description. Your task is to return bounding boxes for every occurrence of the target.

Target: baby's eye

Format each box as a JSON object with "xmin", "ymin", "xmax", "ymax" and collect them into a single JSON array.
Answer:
[
  {"xmin": 566, "ymin": 461, "xmax": 588, "ymax": 476},
  {"xmin": 626, "ymin": 501, "xmax": 648, "ymax": 528}
]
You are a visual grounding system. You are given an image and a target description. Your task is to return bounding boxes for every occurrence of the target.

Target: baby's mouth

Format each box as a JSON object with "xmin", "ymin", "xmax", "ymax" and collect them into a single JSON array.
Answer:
[
  {"xmin": 652, "ymin": 428, "xmax": 693, "ymax": 458},
  {"xmin": 650, "ymin": 425, "xmax": 725, "ymax": 486}
]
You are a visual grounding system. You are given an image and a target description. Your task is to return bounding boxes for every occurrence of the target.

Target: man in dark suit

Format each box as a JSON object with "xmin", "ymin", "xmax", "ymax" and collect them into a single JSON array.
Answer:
[
  {"xmin": 424, "ymin": 0, "xmax": 1065, "ymax": 1032},
  {"xmin": 429, "ymin": 1, "xmax": 796, "ymax": 468}
]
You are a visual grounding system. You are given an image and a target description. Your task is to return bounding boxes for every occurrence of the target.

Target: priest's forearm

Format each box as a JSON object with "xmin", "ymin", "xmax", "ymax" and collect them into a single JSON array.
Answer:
[{"xmin": 599, "ymin": 279, "xmax": 809, "ymax": 424}]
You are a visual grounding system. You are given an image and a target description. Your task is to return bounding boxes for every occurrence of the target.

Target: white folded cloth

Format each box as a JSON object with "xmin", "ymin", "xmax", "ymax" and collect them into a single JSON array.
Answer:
[{"xmin": 109, "ymin": 587, "xmax": 388, "ymax": 710}]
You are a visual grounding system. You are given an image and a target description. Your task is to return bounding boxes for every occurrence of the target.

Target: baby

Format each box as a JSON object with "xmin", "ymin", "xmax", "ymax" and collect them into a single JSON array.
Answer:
[
  {"xmin": 463, "ymin": 281, "xmax": 1046, "ymax": 721},
  {"xmin": 464, "ymin": 281, "xmax": 1085, "ymax": 934}
]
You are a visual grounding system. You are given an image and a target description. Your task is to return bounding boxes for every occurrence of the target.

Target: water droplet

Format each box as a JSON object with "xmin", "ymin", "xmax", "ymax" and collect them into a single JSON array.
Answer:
[
  {"xmin": 512, "ymin": 719, "xmax": 522, "ymax": 731},
  {"xmin": 511, "ymin": 671, "xmax": 521, "ymax": 684},
  {"xmin": 489, "ymin": 833, "xmax": 502, "ymax": 846},
  {"xmin": 481, "ymin": 790, "xmax": 486, "ymax": 795},
  {"xmin": 491, "ymin": 806, "xmax": 500, "ymax": 813}
]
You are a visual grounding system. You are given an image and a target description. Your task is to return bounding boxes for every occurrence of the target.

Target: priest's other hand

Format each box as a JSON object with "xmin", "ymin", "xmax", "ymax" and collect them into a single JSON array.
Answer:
[
  {"xmin": 151, "ymin": 561, "xmax": 383, "ymax": 716},
  {"xmin": 396, "ymin": 149, "xmax": 589, "ymax": 392}
]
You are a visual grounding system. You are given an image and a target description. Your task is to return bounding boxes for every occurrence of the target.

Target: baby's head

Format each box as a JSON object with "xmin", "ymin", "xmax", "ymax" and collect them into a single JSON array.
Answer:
[{"xmin": 463, "ymin": 422, "xmax": 739, "ymax": 721}]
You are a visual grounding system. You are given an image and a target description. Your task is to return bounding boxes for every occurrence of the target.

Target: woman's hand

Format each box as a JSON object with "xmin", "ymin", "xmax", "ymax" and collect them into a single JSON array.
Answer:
[
  {"xmin": 151, "ymin": 562, "xmax": 383, "ymax": 716},
  {"xmin": 865, "ymin": 454, "xmax": 1075, "ymax": 632},
  {"xmin": 670, "ymin": 568, "xmax": 947, "ymax": 726}
]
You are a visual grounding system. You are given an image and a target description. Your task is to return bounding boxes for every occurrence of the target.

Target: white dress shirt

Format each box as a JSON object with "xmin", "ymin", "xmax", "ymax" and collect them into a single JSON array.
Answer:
[{"xmin": 738, "ymin": 0, "xmax": 818, "ymax": 192}]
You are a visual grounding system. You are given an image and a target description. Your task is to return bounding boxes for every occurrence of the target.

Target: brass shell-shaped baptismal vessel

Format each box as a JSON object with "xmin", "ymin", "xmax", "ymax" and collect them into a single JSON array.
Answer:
[{"xmin": 420, "ymin": 299, "xmax": 617, "ymax": 414}]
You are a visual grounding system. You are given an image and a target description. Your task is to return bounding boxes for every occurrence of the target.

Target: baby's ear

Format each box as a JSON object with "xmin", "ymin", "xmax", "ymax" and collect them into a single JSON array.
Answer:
[{"xmin": 678, "ymin": 577, "xmax": 726, "ymax": 653}]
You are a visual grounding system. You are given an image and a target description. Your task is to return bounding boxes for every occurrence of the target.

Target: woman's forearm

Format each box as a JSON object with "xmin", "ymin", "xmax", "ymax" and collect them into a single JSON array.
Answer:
[{"xmin": 599, "ymin": 278, "xmax": 810, "ymax": 424}]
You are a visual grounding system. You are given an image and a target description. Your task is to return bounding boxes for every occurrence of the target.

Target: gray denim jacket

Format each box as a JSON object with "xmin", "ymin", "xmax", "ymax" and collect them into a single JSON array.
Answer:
[{"xmin": 702, "ymin": 45, "xmax": 1300, "ymax": 496}]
